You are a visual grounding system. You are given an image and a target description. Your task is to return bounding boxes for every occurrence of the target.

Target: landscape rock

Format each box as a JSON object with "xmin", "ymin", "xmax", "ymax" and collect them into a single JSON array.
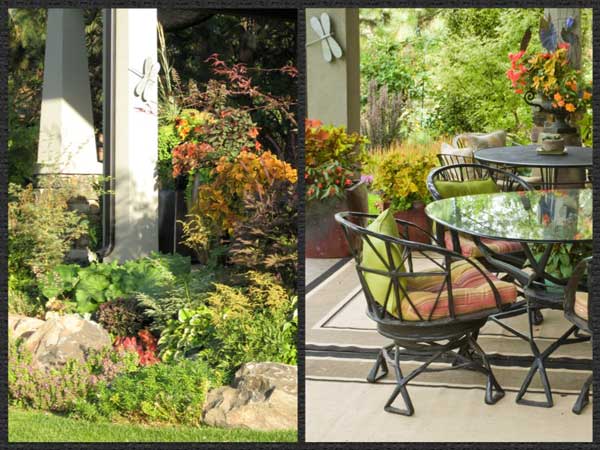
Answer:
[
  {"xmin": 203, "ymin": 362, "xmax": 297, "ymax": 431},
  {"xmin": 9, "ymin": 314, "xmax": 45, "ymax": 341},
  {"xmin": 24, "ymin": 314, "xmax": 111, "ymax": 370}
]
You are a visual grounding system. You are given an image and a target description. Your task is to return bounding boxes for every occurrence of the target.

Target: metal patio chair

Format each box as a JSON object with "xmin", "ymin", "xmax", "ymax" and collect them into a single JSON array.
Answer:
[
  {"xmin": 563, "ymin": 256, "xmax": 592, "ymax": 414},
  {"xmin": 427, "ymin": 163, "xmax": 533, "ymax": 264},
  {"xmin": 335, "ymin": 211, "xmax": 518, "ymax": 416}
]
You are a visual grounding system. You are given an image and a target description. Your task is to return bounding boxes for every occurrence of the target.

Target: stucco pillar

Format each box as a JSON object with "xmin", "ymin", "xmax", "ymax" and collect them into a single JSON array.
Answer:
[
  {"xmin": 36, "ymin": 9, "xmax": 102, "ymax": 175},
  {"xmin": 306, "ymin": 8, "xmax": 360, "ymax": 132},
  {"xmin": 106, "ymin": 8, "xmax": 158, "ymax": 261}
]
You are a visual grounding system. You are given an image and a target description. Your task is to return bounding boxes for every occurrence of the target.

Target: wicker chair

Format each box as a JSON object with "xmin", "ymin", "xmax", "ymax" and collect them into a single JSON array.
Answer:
[
  {"xmin": 335, "ymin": 211, "xmax": 518, "ymax": 416},
  {"xmin": 563, "ymin": 256, "xmax": 592, "ymax": 414}
]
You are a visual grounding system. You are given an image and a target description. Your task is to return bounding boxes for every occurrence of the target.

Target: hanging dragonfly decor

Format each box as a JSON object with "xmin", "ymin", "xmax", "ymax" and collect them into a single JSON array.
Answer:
[
  {"xmin": 130, "ymin": 57, "xmax": 161, "ymax": 102},
  {"xmin": 307, "ymin": 13, "xmax": 343, "ymax": 63}
]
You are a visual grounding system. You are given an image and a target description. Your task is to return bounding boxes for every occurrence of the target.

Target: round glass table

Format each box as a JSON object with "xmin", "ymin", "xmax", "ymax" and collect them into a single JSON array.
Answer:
[
  {"xmin": 425, "ymin": 189, "xmax": 592, "ymax": 408},
  {"xmin": 474, "ymin": 145, "xmax": 592, "ymax": 189},
  {"xmin": 425, "ymin": 188, "xmax": 592, "ymax": 244}
]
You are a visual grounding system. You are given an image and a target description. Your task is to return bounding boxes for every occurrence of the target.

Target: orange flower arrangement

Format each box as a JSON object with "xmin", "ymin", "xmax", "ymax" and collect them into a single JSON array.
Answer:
[{"xmin": 507, "ymin": 43, "xmax": 592, "ymax": 116}]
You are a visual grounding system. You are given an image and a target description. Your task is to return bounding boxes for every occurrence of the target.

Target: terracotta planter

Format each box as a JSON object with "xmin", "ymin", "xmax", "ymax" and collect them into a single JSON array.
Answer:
[
  {"xmin": 305, "ymin": 181, "xmax": 368, "ymax": 258},
  {"xmin": 384, "ymin": 201, "xmax": 432, "ymax": 244}
]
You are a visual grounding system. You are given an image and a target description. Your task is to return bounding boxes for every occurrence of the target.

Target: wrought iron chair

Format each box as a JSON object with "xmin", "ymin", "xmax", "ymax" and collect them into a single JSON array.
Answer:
[
  {"xmin": 335, "ymin": 211, "xmax": 518, "ymax": 416},
  {"xmin": 427, "ymin": 163, "xmax": 533, "ymax": 263},
  {"xmin": 563, "ymin": 256, "xmax": 592, "ymax": 414},
  {"xmin": 427, "ymin": 163, "xmax": 540, "ymax": 325}
]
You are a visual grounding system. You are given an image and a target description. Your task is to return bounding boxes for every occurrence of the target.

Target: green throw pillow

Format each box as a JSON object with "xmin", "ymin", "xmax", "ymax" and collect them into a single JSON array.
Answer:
[
  {"xmin": 362, "ymin": 209, "xmax": 407, "ymax": 317},
  {"xmin": 433, "ymin": 177, "xmax": 500, "ymax": 199}
]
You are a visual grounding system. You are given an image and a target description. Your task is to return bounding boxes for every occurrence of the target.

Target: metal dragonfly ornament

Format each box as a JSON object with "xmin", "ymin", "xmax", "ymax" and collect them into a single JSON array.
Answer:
[
  {"xmin": 131, "ymin": 57, "xmax": 160, "ymax": 102},
  {"xmin": 307, "ymin": 13, "xmax": 343, "ymax": 63}
]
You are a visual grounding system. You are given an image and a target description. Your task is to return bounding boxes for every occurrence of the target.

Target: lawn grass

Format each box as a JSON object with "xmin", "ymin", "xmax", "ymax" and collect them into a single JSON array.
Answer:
[{"xmin": 9, "ymin": 408, "xmax": 297, "ymax": 443}]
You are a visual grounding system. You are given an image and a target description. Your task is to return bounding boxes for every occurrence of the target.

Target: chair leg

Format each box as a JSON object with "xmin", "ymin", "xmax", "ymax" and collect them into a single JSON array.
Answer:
[
  {"xmin": 467, "ymin": 334, "xmax": 505, "ymax": 405},
  {"xmin": 380, "ymin": 344, "xmax": 448, "ymax": 416},
  {"xmin": 384, "ymin": 348, "xmax": 415, "ymax": 416},
  {"xmin": 367, "ymin": 345, "xmax": 390, "ymax": 383},
  {"xmin": 572, "ymin": 374, "xmax": 592, "ymax": 415}
]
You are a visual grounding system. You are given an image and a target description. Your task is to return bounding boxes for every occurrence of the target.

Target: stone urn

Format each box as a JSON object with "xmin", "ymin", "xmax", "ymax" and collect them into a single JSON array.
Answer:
[{"xmin": 540, "ymin": 133, "xmax": 565, "ymax": 154}]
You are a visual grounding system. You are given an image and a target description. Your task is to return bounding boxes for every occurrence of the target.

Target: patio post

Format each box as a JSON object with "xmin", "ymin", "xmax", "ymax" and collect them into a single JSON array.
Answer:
[
  {"xmin": 106, "ymin": 8, "xmax": 159, "ymax": 261},
  {"xmin": 36, "ymin": 9, "xmax": 102, "ymax": 176},
  {"xmin": 36, "ymin": 9, "xmax": 103, "ymax": 262},
  {"xmin": 306, "ymin": 8, "xmax": 360, "ymax": 132}
]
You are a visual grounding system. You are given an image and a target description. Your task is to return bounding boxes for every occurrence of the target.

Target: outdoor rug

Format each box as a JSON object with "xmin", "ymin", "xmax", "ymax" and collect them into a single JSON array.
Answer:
[{"xmin": 306, "ymin": 258, "xmax": 592, "ymax": 395}]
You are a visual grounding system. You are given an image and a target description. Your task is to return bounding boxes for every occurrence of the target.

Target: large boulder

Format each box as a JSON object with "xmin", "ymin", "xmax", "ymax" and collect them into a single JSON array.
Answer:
[
  {"xmin": 9, "ymin": 314, "xmax": 45, "ymax": 341},
  {"xmin": 203, "ymin": 362, "xmax": 297, "ymax": 431},
  {"xmin": 24, "ymin": 314, "xmax": 111, "ymax": 370}
]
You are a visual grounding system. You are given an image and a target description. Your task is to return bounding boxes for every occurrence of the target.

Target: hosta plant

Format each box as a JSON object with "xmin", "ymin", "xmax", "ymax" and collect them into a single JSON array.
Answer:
[{"xmin": 40, "ymin": 252, "xmax": 191, "ymax": 314}]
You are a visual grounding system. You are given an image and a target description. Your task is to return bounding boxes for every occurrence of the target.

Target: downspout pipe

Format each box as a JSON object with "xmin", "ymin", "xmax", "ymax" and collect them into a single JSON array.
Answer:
[{"xmin": 96, "ymin": 8, "xmax": 115, "ymax": 261}]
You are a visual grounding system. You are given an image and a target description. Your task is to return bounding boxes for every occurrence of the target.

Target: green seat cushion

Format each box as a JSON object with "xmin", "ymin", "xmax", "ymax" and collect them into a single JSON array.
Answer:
[
  {"xmin": 361, "ymin": 209, "xmax": 407, "ymax": 317},
  {"xmin": 434, "ymin": 177, "xmax": 500, "ymax": 199}
]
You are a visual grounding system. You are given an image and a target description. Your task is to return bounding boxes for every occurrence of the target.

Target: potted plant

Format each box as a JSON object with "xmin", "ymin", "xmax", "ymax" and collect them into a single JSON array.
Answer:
[
  {"xmin": 507, "ymin": 15, "xmax": 592, "ymax": 142},
  {"xmin": 305, "ymin": 119, "xmax": 368, "ymax": 258},
  {"xmin": 370, "ymin": 145, "xmax": 438, "ymax": 243}
]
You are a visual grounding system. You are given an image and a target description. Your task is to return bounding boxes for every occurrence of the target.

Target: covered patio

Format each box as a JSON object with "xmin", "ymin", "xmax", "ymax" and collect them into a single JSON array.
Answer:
[
  {"xmin": 305, "ymin": 7, "xmax": 593, "ymax": 442},
  {"xmin": 305, "ymin": 257, "xmax": 591, "ymax": 441}
]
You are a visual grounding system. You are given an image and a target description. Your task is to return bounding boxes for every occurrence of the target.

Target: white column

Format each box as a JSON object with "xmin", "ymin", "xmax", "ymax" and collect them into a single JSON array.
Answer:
[
  {"xmin": 107, "ymin": 8, "xmax": 158, "ymax": 261},
  {"xmin": 36, "ymin": 9, "xmax": 102, "ymax": 175},
  {"xmin": 306, "ymin": 8, "xmax": 361, "ymax": 133}
]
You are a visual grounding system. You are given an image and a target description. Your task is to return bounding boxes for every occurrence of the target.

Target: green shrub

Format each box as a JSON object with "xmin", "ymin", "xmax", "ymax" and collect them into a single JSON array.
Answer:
[
  {"xmin": 136, "ymin": 268, "xmax": 214, "ymax": 335},
  {"xmin": 157, "ymin": 124, "xmax": 181, "ymax": 189},
  {"xmin": 9, "ymin": 179, "xmax": 89, "ymax": 315},
  {"xmin": 9, "ymin": 339, "xmax": 138, "ymax": 413},
  {"xmin": 8, "ymin": 121, "xmax": 38, "ymax": 186},
  {"xmin": 158, "ymin": 271, "xmax": 297, "ymax": 381},
  {"xmin": 90, "ymin": 358, "xmax": 214, "ymax": 426},
  {"xmin": 40, "ymin": 252, "xmax": 191, "ymax": 314}
]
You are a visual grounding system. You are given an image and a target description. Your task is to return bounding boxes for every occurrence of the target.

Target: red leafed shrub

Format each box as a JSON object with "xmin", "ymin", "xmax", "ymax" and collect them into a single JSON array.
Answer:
[
  {"xmin": 171, "ymin": 141, "xmax": 214, "ymax": 177},
  {"xmin": 114, "ymin": 329, "xmax": 159, "ymax": 366}
]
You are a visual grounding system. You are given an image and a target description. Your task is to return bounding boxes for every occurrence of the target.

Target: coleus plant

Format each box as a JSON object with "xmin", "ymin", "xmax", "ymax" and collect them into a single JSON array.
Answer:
[{"xmin": 305, "ymin": 119, "xmax": 368, "ymax": 201}]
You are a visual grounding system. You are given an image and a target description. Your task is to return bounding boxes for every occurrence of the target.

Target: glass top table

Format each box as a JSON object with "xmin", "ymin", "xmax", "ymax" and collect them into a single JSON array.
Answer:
[
  {"xmin": 426, "ymin": 189, "xmax": 593, "ymax": 408},
  {"xmin": 425, "ymin": 188, "xmax": 592, "ymax": 244},
  {"xmin": 474, "ymin": 146, "xmax": 592, "ymax": 189}
]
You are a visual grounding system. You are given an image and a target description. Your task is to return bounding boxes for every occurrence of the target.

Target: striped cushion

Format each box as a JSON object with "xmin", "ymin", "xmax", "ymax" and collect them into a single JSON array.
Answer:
[
  {"xmin": 574, "ymin": 291, "xmax": 588, "ymax": 321},
  {"xmin": 400, "ymin": 259, "xmax": 517, "ymax": 321},
  {"xmin": 445, "ymin": 231, "xmax": 522, "ymax": 258}
]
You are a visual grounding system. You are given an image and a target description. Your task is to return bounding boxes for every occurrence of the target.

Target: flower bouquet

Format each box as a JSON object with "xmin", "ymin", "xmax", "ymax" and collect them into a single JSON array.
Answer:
[{"xmin": 506, "ymin": 15, "xmax": 592, "ymax": 134}]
